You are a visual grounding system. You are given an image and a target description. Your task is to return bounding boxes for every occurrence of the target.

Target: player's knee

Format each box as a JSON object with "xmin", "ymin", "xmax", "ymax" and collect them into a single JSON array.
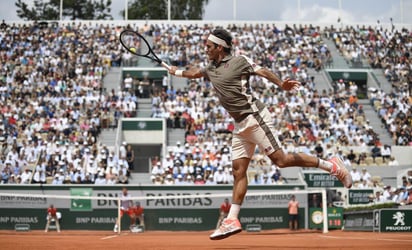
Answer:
[
  {"xmin": 272, "ymin": 158, "xmax": 289, "ymax": 168},
  {"xmin": 270, "ymin": 153, "xmax": 295, "ymax": 168}
]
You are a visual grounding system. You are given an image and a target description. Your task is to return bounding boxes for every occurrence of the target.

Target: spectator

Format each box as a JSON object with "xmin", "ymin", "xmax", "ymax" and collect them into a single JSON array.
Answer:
[
  {"xmin": 350, "ymin": 167, "xmax": 361, "ymax": 183},
  {"xmin": 194, "ymin": 175, "xmax": 205, "ymax": 185},
  {"xmin": 388, "ymin": 156, "xmax": 399, "ymax": 166},
  {"xmin": 163, "ymin": 174, "xmax": 175, "ymax": 185},
  {"xmin": 374, "ymin": 191, "xmax": 386, "ymax": 203},
  {"xmin": 371, "ymin": 143, "xmax": 382, "ymax": 162},
  {"xmin": 360, "ymin": 168, "xmax": 372, "ymax": 184},
  {"xmin": 213, "ymin": 166, "xmax": 227, "ymax": 184},
  {"xmin": 205, "ymin": 174, "xmax": 216, "ymax": 185},
  {"xmin": 381, "ymin": 145, "xmax": 392, "ymax": 162},
  {"xmin": 249, "ymin": 174, "xmax": 262, "ymax": 185},
  {"xmin": 94, "ymin": 172, "xmax": 107, "ymax": 184}
]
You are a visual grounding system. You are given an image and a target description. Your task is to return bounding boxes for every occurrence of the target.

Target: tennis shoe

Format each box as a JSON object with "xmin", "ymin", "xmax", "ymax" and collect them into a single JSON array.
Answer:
[
  {"xmin": 113, "ymin": 225, "xmax": 118, "ymax": 233},
  {"xmin": 209, "ymin": 218, "xmax": 242, "ymax": 240},
  {"xmin": 329, "ymin": 157, "xmax": 352, "ymax": 188}
]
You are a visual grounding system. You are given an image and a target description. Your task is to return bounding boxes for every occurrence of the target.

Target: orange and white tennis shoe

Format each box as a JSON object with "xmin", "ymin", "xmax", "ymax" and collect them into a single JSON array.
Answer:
[
  {"xmin": 329, "ymin": 156, "xmax": 353, "ymax": 188},
  {"xmin": 209, "ymin": 218, "xmax": 242, "ymax": 240}
]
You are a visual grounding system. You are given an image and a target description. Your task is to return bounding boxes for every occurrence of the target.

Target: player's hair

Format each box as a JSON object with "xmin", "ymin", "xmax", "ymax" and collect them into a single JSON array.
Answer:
[{"xmin": 211, "ymin": 29, "xmax": 232, "ymax": 54}]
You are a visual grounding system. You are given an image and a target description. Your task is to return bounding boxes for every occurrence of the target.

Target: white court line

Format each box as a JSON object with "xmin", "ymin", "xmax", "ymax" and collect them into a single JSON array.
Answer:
[
  {"xmin": 101, "ymin": 232, "xmax": 130, "ymax": 240},
  {"xmin": 320, "ymin": 235, "xmax": 412, "ymax": 242},
  {"xmin": 101, "ymin": 235, "xmax": 119, "ymax": 240}
]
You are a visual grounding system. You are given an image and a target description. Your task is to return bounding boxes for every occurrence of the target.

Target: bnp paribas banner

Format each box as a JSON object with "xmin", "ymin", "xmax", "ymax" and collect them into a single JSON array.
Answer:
[
  {"xmin": 0, "ymin": 186, "xmax": 307, "ymax": 210},
  {"xmin": 0, "ymin": 185, "xmax": 307, "ymax": 231}
]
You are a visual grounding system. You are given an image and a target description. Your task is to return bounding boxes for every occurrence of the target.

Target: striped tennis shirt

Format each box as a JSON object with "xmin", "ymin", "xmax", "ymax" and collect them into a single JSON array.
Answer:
[{"xmin": 202, "ymin": 55, "xmax": 266, "ymax": 122}]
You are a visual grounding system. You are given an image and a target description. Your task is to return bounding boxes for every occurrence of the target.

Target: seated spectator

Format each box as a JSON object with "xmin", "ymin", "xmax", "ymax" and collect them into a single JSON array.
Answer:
[
  {"xmin": 213, "ymin": 166, "xmax": 227, "ymax": 184},
  {"xmin": 164, "ymin": 174, "xmax": 175, "ymax": 185},
  {"xmin": 347, "ymin": 149, "xmax": 356, "ymax": 164},
  {"xmin": 205, "ymin": 174, "xmax": 216, "ymax": 185},
  {"xmin": 357, "ymin": 179, "xmax": 370, "ymax": 189},
  {"xmin": 373, "ymin": 191, "xmax": 386, "ymax": 203},
  {"xmin": 261, "ymin": 175, "xmax": 273, "ymax": 185},
  {"xmin": 380, "ymin": 144, "xmax": 392, "ymax": 162},
  {"xmin": 194, "ymin": 175, "xmax": 205, "ymax": 185},
  {"xmin": 370, "ymin": 143, "xmax": 382, "ymax": 162},
  {"xmin": 350, "ymin": 167, "xmax": 361, "ymax": 183},
  {"xmin": 249, "ymin": 174, "xmax": 262, "ymax": 185},
  {"xmin": 94, "ymin": 172, "xmax": 107, "ymax": 184},
  {"xmin": 271, "ymin": 168, "xmax": 282, "ymax": 183},
  {"xmin": 388, "ymin": 156, "xmax": 399, "ymax": 166},
  {"xmin": 360, "ymin": 168, "xmax": 372, "ymax": 184},
  {"xmin": 174, "ymin": 174, "xmax": 185, "ymax": 185}
]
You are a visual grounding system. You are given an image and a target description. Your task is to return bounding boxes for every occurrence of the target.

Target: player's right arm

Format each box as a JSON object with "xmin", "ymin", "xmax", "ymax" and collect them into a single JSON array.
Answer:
[{"xmin": 168, "ymin": 66, "xmax": 204, "ymax": 79}]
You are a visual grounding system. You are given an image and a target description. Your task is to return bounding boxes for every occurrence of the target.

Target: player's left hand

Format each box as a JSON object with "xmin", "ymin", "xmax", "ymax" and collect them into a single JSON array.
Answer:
[{"xmin": 281, "ymin": 78, "xmax": 301, "ymax": 91}]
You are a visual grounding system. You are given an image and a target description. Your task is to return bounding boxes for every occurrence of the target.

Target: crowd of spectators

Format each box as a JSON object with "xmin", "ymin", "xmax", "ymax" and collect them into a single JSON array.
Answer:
[
  {"xmin": 327, "ymin": 24, "xmax": 411, "ymax": 145},
  {"xmin": 0, "ymin": 20, "xmax": 410, "ymax": 187},
  {"xmin": 367, "ymin": 180, "xmax": 412, "ymax": 206},
  {"xmin": 0, "ymin": 21, "xmax": 134, "ymax": 184}
]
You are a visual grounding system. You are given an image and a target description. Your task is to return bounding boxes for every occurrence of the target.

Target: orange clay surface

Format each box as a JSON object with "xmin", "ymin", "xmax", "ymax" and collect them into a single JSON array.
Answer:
[{"xmin": 1, "ymin": 229, "xmax": 411, "ymax": 250}]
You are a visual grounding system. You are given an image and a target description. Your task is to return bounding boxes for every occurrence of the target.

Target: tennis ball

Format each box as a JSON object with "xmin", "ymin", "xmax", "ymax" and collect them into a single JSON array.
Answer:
[{"xmin": 130, "ymin": 47, "xmax": 136, "ymax": 53}]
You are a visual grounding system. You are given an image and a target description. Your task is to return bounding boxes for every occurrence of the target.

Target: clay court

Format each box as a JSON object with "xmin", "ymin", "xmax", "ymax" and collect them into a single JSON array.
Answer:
[{"xmin": 1, "ymin": 229, "xmax": 411, "ymax": 250}]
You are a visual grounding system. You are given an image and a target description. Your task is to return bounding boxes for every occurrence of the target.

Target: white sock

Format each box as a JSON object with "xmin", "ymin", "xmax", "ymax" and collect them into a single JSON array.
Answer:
[
  {"xmin": 227, "ymin": 204, "xmax": 241, "ymax": 219},
  {"xmin": 318, "ymin": 159, "xmax": 333, "ymax": 172}
]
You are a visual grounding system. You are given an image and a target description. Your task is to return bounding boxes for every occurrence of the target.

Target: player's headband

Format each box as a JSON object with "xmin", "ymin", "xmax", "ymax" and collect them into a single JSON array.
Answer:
[{"xmin": 208, "ymin": 34, "xmax": 230, "ymax": 48}]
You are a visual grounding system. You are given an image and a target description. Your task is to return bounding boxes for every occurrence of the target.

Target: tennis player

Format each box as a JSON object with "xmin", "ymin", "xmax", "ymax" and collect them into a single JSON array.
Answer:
[{"xmin": 168, "ymin": 28, "xmax": 352, "ymax": 240}]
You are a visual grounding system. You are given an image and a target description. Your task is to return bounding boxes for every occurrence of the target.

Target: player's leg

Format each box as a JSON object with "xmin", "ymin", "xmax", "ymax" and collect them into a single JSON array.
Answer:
[
  {"xmin": 267, "ymin": 150, "xmax": 352, "ymax": 188},
  {"xmin": 210, "ymin": 157, "xmax": 248, "ymax": 240},
  {"xmin": 210, "ymin": 124, "xmax": 254, "ymax": 240},
  {"xmin": 255, "ymin": 108, "xmax": 352, "ymax": 188}
]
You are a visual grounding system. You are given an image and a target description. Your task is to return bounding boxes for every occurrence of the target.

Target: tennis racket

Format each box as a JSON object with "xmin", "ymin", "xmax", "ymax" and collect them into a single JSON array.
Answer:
[{"xmin": 119, "ymin": 30, "xmax": 170, "ymax": 70}]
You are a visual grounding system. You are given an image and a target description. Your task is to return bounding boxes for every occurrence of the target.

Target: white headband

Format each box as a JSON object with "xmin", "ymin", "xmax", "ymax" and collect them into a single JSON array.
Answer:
[{"xmin": 208, "ymin": 34, "xmax": 230, "ymax": 48}]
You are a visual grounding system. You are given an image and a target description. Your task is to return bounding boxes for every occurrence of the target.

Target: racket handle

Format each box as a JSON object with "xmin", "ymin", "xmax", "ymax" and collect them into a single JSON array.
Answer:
[{"xmin": 161, "ymin": 62, "xmax": 171, "ymax": 70}]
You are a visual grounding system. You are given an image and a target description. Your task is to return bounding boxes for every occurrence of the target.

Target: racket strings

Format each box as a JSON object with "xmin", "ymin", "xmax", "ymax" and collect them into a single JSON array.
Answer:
[{"xmin": 121, "ymin": 32, "xmax": 149, "ymax": 56}]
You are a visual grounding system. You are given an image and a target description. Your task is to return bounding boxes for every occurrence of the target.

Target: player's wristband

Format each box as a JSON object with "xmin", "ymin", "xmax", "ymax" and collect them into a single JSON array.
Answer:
[{"xmin": 175, "ymin": 70, "xmax": 183, "ymax": 77}]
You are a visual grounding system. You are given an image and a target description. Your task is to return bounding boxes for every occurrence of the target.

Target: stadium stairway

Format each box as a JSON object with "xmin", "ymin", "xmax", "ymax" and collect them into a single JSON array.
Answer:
[
  {"xmin": 98, "ymin": 129, "xmax": 117, "ymax": 151},
  {"xmin": 102, "ymin": 67, "xmax": 122, "ymax": 94},
  {"xmin": 137, "ymin": 98, "xmax": 153, "ymax": 117},
  {"xmin": 168, "ymin": 128, "xmax": 186, "ymax": 148},
  {"xmin": 358, "ymin": 99, "xmax": 392, "ymax": 146},
  {"xmin": 370, "ymin": 68, "xmax": 393, "ymax": 93},
  {"xmin": 98, "ymin": 67, "xmax": 123, "ymax": 150},
  {"xmin": 323, "ymin": 38, "xmax": 351, "ymax": 69},
  {"xmin": 307, "ymin": 67, "xmax": 333, "ymax": 93}
]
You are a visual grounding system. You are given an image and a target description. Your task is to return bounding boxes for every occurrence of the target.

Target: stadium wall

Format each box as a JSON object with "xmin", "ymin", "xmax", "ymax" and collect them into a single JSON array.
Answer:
[{"xmin": 0, "ymin": 185, "xmax": 306, "ymax": 231}]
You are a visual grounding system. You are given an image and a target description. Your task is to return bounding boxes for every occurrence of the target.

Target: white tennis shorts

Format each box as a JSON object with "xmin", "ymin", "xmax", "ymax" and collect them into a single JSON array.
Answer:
[{"xmin": 232, "ymin": 107, "xmax": 281, "ymax": 160}]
